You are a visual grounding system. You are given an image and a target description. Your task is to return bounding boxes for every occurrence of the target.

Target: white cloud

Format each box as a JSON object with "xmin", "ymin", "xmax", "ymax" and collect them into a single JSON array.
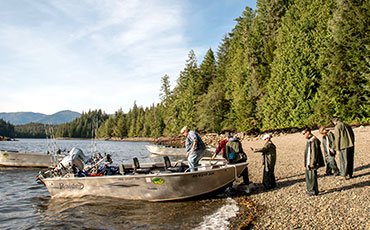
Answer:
[{"xmin": 0, "ymin": 0, "xmax": 190, "ymax": 114}]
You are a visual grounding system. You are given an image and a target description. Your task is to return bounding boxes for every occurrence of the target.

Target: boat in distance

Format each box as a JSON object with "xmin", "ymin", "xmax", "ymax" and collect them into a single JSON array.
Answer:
[
  {"xmin": 145, "ymin": 144, "xmax": 215, "ymax": 156},
  {"xmin": 38, "ymin": 148, "xmax": 248, "ymax": 202},
  {"xmin": 0, "ymin": 150, "xmax": 65, "ymax": 168}
]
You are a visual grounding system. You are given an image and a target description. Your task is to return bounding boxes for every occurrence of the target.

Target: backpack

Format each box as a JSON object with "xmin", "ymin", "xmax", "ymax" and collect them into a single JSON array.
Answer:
[{"xmin": 225, "ymin": 138, "xmax": 247, "ymax": 163}]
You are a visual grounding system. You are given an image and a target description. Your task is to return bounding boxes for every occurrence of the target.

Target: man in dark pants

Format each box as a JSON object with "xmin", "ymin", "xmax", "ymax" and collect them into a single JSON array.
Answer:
[
  {"xmin": 319, "ymin": 127, "xmax": 340, "ymax": 176},
  {"xmin": 250, "ymin": 134, "xmax": 277, "ymax": 190},
  {"xmin": 225, "ymin": 137, "xmax": 250, "ymax": 193},
  {"xmin": 332, "ymin": 118, "xmax": 355, "ymax": 179},
  {"xmin": 302, "ymin": 128, "xmax": 325, "ymax": 196}
]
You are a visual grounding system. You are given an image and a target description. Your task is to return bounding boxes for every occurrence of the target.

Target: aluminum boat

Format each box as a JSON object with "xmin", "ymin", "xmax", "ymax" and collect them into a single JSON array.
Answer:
[{"xmin": 38, "ymin": 148, "xmax": 248, "ymax": 202}]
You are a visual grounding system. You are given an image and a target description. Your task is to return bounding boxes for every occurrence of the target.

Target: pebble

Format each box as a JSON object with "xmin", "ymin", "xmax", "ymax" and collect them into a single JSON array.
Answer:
[{"xmin": 228, "ymin": 126, "xmax": 370, "ymax": 229}]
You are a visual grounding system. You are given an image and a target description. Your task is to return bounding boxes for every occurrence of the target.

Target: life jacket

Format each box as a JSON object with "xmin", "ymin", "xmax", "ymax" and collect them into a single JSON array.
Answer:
[{"xmin": 225, "ymin": 138, "xmax": 247, "ymax": 163}]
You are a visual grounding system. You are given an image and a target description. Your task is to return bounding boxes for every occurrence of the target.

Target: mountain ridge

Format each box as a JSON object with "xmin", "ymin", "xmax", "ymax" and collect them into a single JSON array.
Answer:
[{"xmin": 0, "ymin": 110, "xmax": 81, "ymax": 125}]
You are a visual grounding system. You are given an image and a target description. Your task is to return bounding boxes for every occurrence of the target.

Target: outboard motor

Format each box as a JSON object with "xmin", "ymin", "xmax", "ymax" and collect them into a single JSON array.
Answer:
[{"xmin": 58, "ymin": 147, "xmax": 89, "ymax": 171}]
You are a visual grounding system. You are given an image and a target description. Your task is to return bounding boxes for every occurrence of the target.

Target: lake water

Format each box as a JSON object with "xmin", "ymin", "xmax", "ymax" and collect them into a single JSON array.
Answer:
[{"xmin": 0, "ymin": 139, "xmax": 239, "ymax": 230}]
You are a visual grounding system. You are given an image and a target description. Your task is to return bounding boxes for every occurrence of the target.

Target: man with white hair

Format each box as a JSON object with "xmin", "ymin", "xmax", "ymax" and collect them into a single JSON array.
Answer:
[
  {"xmin": 250, "ymin": 134, "xmax": 277, "ymax": 190},
  {"xmin": 181, "ymin": 126, "xmax": 206, "ymax": 172},
  {"xmin": 332, "ymin": 117, "xmax": 355, "ymax": 179}
]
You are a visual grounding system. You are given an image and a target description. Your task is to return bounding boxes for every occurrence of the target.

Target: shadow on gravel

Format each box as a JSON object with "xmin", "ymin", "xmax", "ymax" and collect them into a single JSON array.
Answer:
[
  {"xmin": 277, "ymin": 173, "xmax": 305, "ymax": 181},
  {"xmin": 250, "ymin": 175, "xmax": 306, "ymax": 194},
  {"xmin": 320, "ymin": 180, "xmax": 370, "ymax": 195},
  {"xmin": 276, "ymin": 177, "xmax": 306, "ymax": 190},
  {"xmin": 353, "ymin": 171, "xmax": 370, "ymax": 178},
  {"xmin": 354, "ymin": 163, "xmax": 370, "ymax": 172}
]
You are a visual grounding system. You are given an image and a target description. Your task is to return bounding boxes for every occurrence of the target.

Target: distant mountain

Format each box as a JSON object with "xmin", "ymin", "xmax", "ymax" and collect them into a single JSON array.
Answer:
[{"xmin": 0, "ymin": 110, "xmax": 81, "ymax": 125}]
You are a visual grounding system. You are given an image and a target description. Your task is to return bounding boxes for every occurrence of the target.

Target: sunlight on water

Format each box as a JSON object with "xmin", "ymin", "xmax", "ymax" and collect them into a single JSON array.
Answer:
[
  {"xmin": 0, "ymin": 139, "xmax": 236, "ymax": 229},
  {"xmin": 195, "ymin": 198, "xmax": 239, "ymax": 230}
]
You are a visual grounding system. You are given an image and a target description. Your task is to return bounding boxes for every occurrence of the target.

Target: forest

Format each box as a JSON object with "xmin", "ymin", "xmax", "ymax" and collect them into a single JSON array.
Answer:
[
  {"xmin": 1, "ymin": 0, "xmax": 369, "ymax": 139},
  {"xmin": 92, "ymin": 0, "xmax": 369, "ymax": 138}
]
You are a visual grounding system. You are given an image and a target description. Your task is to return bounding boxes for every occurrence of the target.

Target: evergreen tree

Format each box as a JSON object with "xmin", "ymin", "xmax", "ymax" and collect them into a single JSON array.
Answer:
[
  {"xmin": 159, "ymin": 74, "xmax": 172, "ymax": 104},
  {"xmin": 0, "ymin": 119, "xmax": 15, "ymax": 137},
  {"xmin": 260, "ymin": 0, "xmax": 335, "ymax": 129},
  {"xmin": 250, "ymin": 0, "xmax": 292, "ymax": 127},
  {"xmin": 318, "ymin": 0, "xmax": 370, "ymax": 123},
  {"xmin": 223, "ymin": 7, "xmax": 255, "ymax": 131}
]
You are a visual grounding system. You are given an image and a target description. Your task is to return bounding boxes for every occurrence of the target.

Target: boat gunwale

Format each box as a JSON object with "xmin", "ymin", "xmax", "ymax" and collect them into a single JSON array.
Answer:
[{"xmin": 41, "ymin": 162, "xmax": 248, "ymax": 181}]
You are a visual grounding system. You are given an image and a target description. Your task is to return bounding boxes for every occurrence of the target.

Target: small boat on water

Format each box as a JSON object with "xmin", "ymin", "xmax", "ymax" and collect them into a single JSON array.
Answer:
[
  {"xmin": 145, "ymin": 144, "xmax": 215, "ymax": 156},
  {"xmin": 38, "ymin": 148, "xmax": 248, "ymax": 202},
  {"xmin": 0, "ymin": 150, "xmax": 65, "ymax": 168}
]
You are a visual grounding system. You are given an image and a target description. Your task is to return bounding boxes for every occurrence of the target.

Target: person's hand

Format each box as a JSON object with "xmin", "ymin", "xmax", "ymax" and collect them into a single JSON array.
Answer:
[{"xmin": 186, "ymin": 153, "xmax": 189, "ymax": 158}]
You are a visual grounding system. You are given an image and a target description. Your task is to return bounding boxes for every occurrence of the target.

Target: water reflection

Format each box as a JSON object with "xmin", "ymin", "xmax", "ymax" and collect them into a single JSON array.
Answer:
[
  {"xmin": 31, "ymin": 195, "xmax": 227, "ymax": 229},
  {"xmin": 0, "ymin": 139, "xmax": 230, "ymax": 230}
]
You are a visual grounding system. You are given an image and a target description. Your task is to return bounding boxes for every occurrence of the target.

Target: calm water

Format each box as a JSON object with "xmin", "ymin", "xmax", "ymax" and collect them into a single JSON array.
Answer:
[{"xmin": 0, "ymin": 139, "xmax": 239, "ymax": 230}]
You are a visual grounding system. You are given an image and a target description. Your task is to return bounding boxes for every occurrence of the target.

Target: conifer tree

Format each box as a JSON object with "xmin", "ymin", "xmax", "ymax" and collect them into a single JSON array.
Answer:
[
  {"xmin": 260, "ymin": 0, "xmax": 335, "ymax": 129},
  {"xmin": 318, "ymin": 0, "xmax": 370, "ymax": 123},
  {"xmin": 223, "ymin": 7, "xmax": 255, "ymax": 131}
]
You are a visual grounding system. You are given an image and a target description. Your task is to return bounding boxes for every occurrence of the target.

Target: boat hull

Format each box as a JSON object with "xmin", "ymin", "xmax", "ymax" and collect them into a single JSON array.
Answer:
[
  {"xmin": 41, "ymin": 162, "xmax": 248, "ymax": 201},
  {"xmin": 0, "ymin": 151, "xmax": 62, "ymax": 168}
]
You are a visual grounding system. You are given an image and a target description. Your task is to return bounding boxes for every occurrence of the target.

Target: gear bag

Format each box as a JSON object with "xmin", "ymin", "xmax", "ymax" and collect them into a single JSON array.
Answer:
[{"xmin": 225, "ymin": 138, "xmax": 247, "ymax": 163}]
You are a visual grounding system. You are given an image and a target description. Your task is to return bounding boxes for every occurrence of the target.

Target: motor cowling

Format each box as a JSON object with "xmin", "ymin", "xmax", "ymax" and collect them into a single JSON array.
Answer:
[{"xmin": 58, "ymin": 147, "xmax": 89, "ymax": 170}]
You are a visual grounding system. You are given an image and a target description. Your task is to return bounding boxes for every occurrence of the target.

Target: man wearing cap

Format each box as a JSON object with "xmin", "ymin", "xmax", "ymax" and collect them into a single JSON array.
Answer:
[
  {"xmin": 250, "ymin": 134, "xmax": 277, "ymax": 190},
  {"xmin": 302, "ymin": 127, "xmax": 325, "ymax": 196},
  {"xmin": 332, "ymin": 117, "xmax": 355, "ymax": 179},
  {"xmin": 181, "ymin": 126, "xmax": 206, "ymax": 172},
  {"xmin": 319, "ymin": 127, "xmax": 340, "ymax": 176}
]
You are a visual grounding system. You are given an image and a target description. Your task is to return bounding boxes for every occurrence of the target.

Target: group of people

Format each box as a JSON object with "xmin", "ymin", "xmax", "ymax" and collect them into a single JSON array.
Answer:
[
  {"xmin": 303, "ymin": 117, "xmax": 355, "ymax": 196},
  {"xmin": 180, "ymin": 117, "xmax": 355, "ymax": 196}
]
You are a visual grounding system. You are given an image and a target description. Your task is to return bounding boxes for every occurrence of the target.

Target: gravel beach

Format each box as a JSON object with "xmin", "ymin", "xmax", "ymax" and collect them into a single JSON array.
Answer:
[{"xmin": 229, "ymin": 125, "xmax": 370, "ymax": 229}]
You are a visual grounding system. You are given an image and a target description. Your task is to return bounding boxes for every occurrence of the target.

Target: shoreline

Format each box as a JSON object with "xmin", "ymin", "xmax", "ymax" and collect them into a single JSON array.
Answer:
[{"xmin": 228, "ymin": 125, "xmax": 370, "ymax": 229}]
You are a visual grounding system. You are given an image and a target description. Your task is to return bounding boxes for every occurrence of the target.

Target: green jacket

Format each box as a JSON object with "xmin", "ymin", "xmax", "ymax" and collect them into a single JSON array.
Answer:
[
  {"xmin": 254, "ymin": 141, "xmax": 276, "ymax": 171},
  {"xmin": 334, "ymin": 121, "xmax": 355, "ymax": 150},
  {"xmin": 322, "ymin": 131, "xmax": 336, "ymax": 155},
  {"xmin": 305, "ymin": 135, "xmax": 325, "ymax": 169},
  {"xmin": 225, "ymin": 138, "xmax": 247, "ymax": 163}
]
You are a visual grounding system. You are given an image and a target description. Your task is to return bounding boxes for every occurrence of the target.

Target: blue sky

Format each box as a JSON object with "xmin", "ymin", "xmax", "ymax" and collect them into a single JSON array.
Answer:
[{"xmin": 0, "ymin": 0, "xmax": 256, "ymax": 115}]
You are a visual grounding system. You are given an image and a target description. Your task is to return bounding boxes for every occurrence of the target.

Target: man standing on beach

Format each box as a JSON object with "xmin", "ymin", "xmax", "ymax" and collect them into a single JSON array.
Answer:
[
  {"xmin": 302, "ymin": 128, "xmax": 325, "ymax": 196},
  {"xmin": 332, "ymin": 117, "xmax": 355, "ymax": 179},
  {"xmin": 250, "ymin": 134, "xmax": 277, "ymax": 190},
  {"xmin": 181, "ymin": 126, "xmax": 206, "ymax": 172},
  {"xmin": 319, "ymin": 127, "xmax": 340, "ymax": 176}
]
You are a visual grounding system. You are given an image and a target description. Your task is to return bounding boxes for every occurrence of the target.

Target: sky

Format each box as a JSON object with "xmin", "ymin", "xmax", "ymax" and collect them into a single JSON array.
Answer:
[{"xmin": 0, "ymin": 0, "xmax": 256, "ymax": 115}]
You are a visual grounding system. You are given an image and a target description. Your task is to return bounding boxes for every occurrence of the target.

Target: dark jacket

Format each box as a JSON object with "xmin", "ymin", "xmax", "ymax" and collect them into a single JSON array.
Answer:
[
  {"xmin": 225, "ymin": 138, "xmax": 247, "ymax": 163},
  {"xmin": 334, "ymin": 121, "xmax": 355, "ymax": 150},
  {"xmin": 254, "ymin": 141, "xmax": 276, "ymax": 171},
  {"xmin": 305, "ymin": 135, "xmax": 325, "ymax": 169},
  {"xmin": 322, "ymin": 131, "xmax": 336, "ymax": 155}
]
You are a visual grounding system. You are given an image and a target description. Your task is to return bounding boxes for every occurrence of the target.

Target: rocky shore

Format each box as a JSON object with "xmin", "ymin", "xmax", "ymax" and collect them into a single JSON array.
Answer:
[{"xmin": 228, "ymin": 125, "xmax": 370, "ymax": 229}]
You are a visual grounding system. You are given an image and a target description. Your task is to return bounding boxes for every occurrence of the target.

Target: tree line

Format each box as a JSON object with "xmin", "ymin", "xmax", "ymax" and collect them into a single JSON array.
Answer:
[
  {"xmin": 2, "ymin": 0, "xmax": 369, "ymax": 139},
  {"xmin": 96, "ymin": 0, "xmax": 369, "ymax": 138}
]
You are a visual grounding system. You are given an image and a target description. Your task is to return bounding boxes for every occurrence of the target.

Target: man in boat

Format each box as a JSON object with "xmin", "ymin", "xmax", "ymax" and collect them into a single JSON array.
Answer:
[
  {"xmin": 302, "ymin": 127, "xmax": 325, "ymax": 196},
  {"xmin": 319, "ymin": 127, "xmax": 340, "ymax": 176},
  {"xmin": 332, "ymin": 117, "xmax": 355, "ymax": 180},
  {"xmin": 250, "ymin": 134, "xmax": 277, "ymax": 190},
  {"xmin": 181, "ymin": 126, "xmax": 206, "ymax": 172}
]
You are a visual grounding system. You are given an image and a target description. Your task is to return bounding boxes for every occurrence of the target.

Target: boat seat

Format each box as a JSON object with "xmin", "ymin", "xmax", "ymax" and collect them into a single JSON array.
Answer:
[
  {"xmin": 119, "ymin": 164, "xmax": 126, "ymax": 175},
  {"xmin": 163, "ymin": 156, "xmax": 184, "ymax": 172},
  {"xmin": 133, "ymin": 157, "xmax": 151, "ymax": 174}
]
